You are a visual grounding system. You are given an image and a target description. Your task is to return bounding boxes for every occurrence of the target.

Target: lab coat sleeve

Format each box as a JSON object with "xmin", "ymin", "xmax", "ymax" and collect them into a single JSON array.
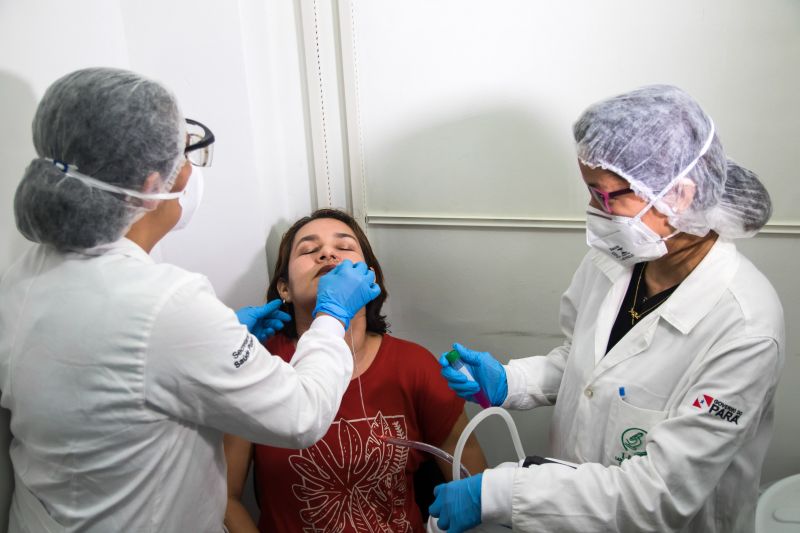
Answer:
[
  {"xmin": 142, "ymin": 275, "xmax": 352, "ymax": 448},
  {"xmin": 503, "ymin": 252, "xmax": 589, "ymax": 410},
  {"xmin": 485, "ymin": 335, "xmax": 781, "ymax": 532}
]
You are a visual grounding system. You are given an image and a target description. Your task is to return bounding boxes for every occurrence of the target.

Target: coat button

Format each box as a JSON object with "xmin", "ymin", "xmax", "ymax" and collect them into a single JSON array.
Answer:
[{"xmin": 584, "ymin": 387, "xmax": 593, "ymax": 398}]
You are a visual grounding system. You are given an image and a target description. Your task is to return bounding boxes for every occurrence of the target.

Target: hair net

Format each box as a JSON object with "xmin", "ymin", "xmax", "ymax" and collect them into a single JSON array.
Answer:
[
  {"xmin": 14, "ymin": 67, "xmax": 185, "ymax": 251},
  {"xmin": 573, "ymin": 84, "xmax": 771, "ymax": 239}
]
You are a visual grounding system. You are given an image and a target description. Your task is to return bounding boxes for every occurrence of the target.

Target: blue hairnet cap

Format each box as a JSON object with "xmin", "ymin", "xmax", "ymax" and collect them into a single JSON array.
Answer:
[
  {"xmin": 14, "ymin": 67, "xmax": 185, "ymax": 251},
  {"xmin": 573, "ymin": 85, "xmax": 771, "ymax": 238}
]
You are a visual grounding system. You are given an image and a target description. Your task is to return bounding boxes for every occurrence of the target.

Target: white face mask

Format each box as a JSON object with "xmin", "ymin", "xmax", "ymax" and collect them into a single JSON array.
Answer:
[
  {"xmin": 172, "ymin": 167, "xmax": 204, "ymax": 231},
  {"xmin": 585, "ymin": 205, "xmax": 678, "ymax": 265}
]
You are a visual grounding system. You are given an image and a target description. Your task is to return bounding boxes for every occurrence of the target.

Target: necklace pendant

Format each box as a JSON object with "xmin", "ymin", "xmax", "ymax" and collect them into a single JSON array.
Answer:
[{"xmin": 629, "ymin": 308, "xmax": 640, "ymax": 321}]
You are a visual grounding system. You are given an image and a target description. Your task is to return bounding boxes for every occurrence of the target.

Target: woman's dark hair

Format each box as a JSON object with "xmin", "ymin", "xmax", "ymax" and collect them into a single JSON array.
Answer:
[{"xmin": 267, "ymin": 209, "xmax": 389, "ymax": 338}]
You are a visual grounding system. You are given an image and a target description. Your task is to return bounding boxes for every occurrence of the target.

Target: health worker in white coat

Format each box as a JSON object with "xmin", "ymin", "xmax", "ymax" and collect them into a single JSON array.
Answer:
[
  {"xmin": 430, "ymin": 85, "xmax": 785, "ymax": 533},
  {"xmin": 0, "ymin": 67, "xmax": 380, "ymax": 532}
]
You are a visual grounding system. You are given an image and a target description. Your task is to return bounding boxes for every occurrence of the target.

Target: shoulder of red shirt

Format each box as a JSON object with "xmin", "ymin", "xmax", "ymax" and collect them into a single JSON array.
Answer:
[
  {"xmin": 265, "ymin": 332, "xmax": 441, "ymax": 368},
  {"xmin": 264, "ymin": 332, "xmax": 294, "ymax": 361}
]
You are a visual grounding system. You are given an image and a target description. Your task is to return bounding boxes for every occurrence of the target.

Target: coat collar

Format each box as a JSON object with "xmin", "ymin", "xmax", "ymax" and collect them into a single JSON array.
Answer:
[
  {"xmin": 77, "ymin": 238, "xmax": 154, "ymax": 264},
  {"xmin": 592, "ymin": 239, "xmax": 739, "ymax": 336},
  {"xmin": 590, "ymin": 247, "xmax": 631, "ymax": 284},
  {"xmin": 657, "ymin": 239, "xmax": 738, "ymax": 334},
  {"xmin": 589, "ymin": 239, "xmax": 738, "ymax": 376}
]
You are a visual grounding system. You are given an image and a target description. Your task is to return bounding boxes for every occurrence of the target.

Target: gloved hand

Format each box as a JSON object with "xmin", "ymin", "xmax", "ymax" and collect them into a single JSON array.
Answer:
[
  {"xmin": 429, "ymin": 474, "xmax": 483, "ymax": 533},
  {"xmin": 235, "ymin": 299, "xmax": 292, "ymax": 343},
  {"xmin": 439, "ymin": 343, "xmax": 508, "ymax": 407},
  {"xmin": 312, "ymin": 260, "xmax": 381, "ymax": 329}
]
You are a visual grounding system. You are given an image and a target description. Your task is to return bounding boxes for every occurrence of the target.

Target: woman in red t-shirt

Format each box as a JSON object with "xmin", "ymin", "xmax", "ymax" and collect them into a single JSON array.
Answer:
[{"xmin": 224, "ymin": 209, "xmax": 487, "ymax": 533}]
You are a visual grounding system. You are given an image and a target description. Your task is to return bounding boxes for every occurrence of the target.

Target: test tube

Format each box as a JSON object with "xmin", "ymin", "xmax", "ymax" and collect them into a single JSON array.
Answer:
[{"xmin": 445, "ymin": 349, "xmax": 491, "ymax": 409}]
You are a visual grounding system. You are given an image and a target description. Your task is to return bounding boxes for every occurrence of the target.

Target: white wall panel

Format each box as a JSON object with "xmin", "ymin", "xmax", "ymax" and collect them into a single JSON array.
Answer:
[{"xmin": 340, "ymin": 0, "xmax": 800, "ymax": 225}]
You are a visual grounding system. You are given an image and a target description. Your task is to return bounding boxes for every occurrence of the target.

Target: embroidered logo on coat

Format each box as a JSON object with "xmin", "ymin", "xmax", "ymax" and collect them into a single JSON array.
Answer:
[
  {"xmin": 693, "ymin": 393, "xmax": 742, "ymax": 424},
  {"xmin": 614, "ymin": 427, "xmax": 648, "ymax": 465}
]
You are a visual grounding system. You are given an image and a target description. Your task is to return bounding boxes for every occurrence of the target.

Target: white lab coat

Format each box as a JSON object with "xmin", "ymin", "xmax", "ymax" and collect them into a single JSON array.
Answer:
[
  {"xmin": 0, "ymin": 239, "xmax": 352, "ymax": 532},
  {"xmin": 481, "ymin": 239, "xmax": 784, "ymax": 532}
]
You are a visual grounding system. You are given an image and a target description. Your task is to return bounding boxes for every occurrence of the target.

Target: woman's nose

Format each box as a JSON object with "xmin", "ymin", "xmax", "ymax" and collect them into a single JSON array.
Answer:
[{"xmin": 318, "ymin": 246, "xmax": 340, "ymax": 262}]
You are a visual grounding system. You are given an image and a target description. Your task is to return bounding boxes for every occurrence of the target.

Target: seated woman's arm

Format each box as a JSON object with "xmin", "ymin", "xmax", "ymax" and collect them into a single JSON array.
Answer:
[
  {"xmin": 223, "ymin": 434, "xmax": 260, "ymax": 533},
  {"xmin": 437, "ymin": 412, "xmax": 488, "ymax": 481}
]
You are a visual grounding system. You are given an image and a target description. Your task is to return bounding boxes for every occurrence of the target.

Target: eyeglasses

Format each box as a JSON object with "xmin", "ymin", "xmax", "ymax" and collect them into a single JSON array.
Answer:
[
  {"xmin": 588, "ymin": 185, "xmax": 634, "ymax": 213},
  {"xmin": 185, "ymin": 118, "xmax": 215, "ymax": 167}
]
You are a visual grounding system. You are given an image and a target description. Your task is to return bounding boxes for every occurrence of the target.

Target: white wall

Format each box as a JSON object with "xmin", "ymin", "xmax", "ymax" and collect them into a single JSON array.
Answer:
[{"xmin": 339, "ymin": 0, "xmax": 800, "ymax": 223}]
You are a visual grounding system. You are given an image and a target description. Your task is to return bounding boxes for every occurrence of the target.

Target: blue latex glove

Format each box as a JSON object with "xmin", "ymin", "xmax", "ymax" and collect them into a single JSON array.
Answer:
[
  {"xmin": 312, "ymin": 259, "xmax": 381, "ymax": 329},
  {"xmin": 439, "ymin": 343, "xmax": 508, "ymax": 406},
  {"xmin": 235, "ymin": 299, "xmax": 292, "ymax": 343},
  {"xmin": 429, "ymin": 474, "xmax": 483, "ymax": 533}
]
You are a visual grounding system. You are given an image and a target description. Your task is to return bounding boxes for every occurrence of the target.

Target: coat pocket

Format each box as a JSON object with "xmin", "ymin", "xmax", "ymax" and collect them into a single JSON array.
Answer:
[{"xmin": 603, "ymin": 393, "xmax": 667, "ymax": 466}]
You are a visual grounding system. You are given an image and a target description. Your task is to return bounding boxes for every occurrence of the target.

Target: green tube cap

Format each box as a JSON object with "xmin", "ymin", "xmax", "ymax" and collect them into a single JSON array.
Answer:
[{"xmin": 444, "ymin": 349, "xmax": 460, "ymax": 364}]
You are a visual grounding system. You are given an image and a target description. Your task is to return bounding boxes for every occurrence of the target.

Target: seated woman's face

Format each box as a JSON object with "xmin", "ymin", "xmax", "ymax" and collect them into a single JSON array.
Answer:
[{"xmin": 280, "ymin": 217, "xmax": 367, "ymax": 310}]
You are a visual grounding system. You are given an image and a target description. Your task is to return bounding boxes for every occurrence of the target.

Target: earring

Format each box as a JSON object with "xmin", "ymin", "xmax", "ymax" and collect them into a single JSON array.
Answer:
[{"xmin": 282, "ymin": 299, "xmax": 286, "ymax": 305}]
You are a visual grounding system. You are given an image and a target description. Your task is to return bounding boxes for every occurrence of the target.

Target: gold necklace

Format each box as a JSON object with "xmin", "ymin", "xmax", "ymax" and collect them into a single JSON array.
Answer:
[{"xmin": 628, "ymin": 264, "xmax": 666, "ymax": 325}]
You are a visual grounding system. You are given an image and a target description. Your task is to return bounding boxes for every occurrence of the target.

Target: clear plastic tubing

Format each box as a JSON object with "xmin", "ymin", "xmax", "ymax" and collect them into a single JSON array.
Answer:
[
  {"xmin": 452, "ymin": 407, "xmax": 526, "ymax": 480},
  {"xmin": 444, "ymin": 349, "xmax": 492, "ymax": 409},
  {"xmin": 379, "ymin": 435, "xmax": 471, "ymax": 480}
]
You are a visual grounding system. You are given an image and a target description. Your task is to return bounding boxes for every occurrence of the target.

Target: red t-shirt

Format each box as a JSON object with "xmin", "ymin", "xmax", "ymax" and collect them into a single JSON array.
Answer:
[{"xmin": 253, "ymin": 333, "xmax": 464, "ymax": 532}]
